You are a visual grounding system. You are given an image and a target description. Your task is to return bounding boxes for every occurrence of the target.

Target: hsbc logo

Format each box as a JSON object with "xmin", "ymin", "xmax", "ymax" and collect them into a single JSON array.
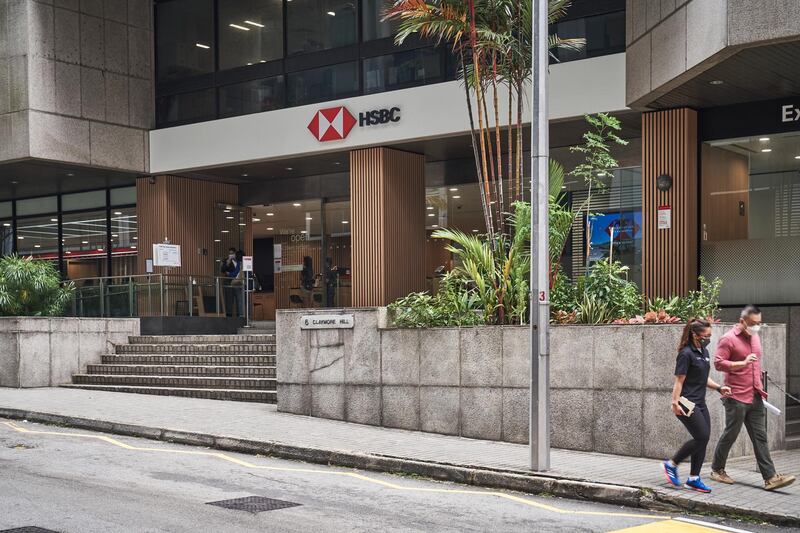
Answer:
[{"xmin": 307, "ymin": 105, "xmax": 401, "ymax": 142}]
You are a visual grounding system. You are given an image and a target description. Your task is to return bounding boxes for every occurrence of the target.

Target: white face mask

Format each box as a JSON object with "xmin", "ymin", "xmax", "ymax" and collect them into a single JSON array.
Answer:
[{"xmin": 748, "ymin": 324, "xmax": 762, "ymax": 334}]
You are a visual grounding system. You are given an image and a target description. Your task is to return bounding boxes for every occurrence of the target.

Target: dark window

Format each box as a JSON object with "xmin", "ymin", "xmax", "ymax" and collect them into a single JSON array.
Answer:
[
  {"xmin": 363, "ymin": 48, "xmax": 443, "ymax": 94},
  {"xmin": 156, "ymin": 0, "xmax": 214, "ymax": 83},
  {"xmin": 156, "ymin": 89, "xmax": 216, "ymax": 126},
  {"xmin": 219, "ymin": 76, "xmax": 285, "ymax": 118},
  {"xmin": 219, "ymin": 0, "xmax": 284, "ymax": 70},
  {"xmin": 287, "ymin": 0, "xmax": 357, "ymax": 55},
  {"xmin": 551, "ymin": 10, "xmax": 625, "ymax": 62},
  {"xmin": 362, "ymin": 0, "xmax": 395, "ymax": 41},
  {"xmin": 287, "ymin": 62, "xmax": 358, "ymax": 106}
]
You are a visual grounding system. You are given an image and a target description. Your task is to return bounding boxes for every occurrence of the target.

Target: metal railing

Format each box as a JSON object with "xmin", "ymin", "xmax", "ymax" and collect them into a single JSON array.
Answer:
[{"xmin": 67, "ymin": 274, "xmax": 247, "ymax": 319}]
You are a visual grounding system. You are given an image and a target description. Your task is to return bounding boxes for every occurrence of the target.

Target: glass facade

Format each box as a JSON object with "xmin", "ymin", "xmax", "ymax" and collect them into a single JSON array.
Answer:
[
  {"xmin": 701, "ymin": 132, "xmax": 800, "ymax": 305},
  {"xmin": 0, "ymin": 187, "xmax": 137, "ymax": 281},
  {"xmin": 154, "ymin": 0, "xmax": 626, "ymax": 127}
]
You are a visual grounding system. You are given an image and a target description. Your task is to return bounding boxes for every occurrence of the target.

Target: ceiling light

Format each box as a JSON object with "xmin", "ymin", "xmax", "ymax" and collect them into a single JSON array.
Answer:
[
  {"xmin": 267, "ymin": 212, "xmax": 274, "ymax": 216},
  {"xmin": 761, "ymin": 148, "xmax": 772, "ymax": 153},
  {"xmin": 327, "ymin": 11, "xmax": 336, "ymax": 16},
  {"xmin": 252, "ymin": 218, "xmax": 261, "ymax": 222},
  {"xmin": 259, "ymin": 60, "xmax": 266, "ymax": 63},
  {"xmin": 97, "ymin": 247, "xmax": 104, "ymax": 251},
  {"xmin": 238, "ymin": 223, "xmax": 246, "ymax": 226},
  {"xmin": 2, "ymin": 223, "xmax": 9, "ymax": 227},
  {"xmin": 449, "ymin": 188, "xmax": 458, "ymax": 192},
  {"xmin": 66, "ymin": 173, "xmax": 74, "ymax": 177},
  {"xmin": 224, "ymin": 209, "xmax": 231, "ymax": 213},
  {"xmin": 50, "ymin": 218, "xmax": 57, "ymax": 222},
  {"xmin": 246, "ymin": 62, "xmax": 253, "ymax": 66},
  {"xmin": 306, "ymin": 216, "xmax": 313, "ymax": 220},
  {"xmin": 131, "ymin": 245, "xmax": 137, "ymax": 249},
  {"xmin": 17, "ymin": 236, "xmax": 23, "ymax": 239},
  {"xmin": 472, "ymin": 229, "xmax": 479, "ymax": 233},
  {"xmin": 65, "ymin": 251, "xmax": 71, "ymax": 254},
  {"xmin": 562, "ymin": 185, "xmax": 567, "ymax": 189},
  {"xmin": 334, "ymin": 162, "xmax": 341, "ymax": 165},
  {"xmin": 226, "ymin": 216, "xmax": 234, "ymax": 220},
  {"xmin": 300, "ymin": 230, "xmax": 307, "ymax": 234},
  {"xmin": 759, "ymin": 137, "xmax": 770, "ymax": 142},
  {"xmin": 795, "ymin": 156, "xmax": 800, "ymax": 160},
  {"xmin": 132, "ymin": 236, "xmax": 138, "ymax": 240},
  {"xmin": 244, "ymin": 20, "xmax": 265, "ymax": 28},
  {"xmin": 428, "ymin": 213, "xmax": 435, "ymax": 217},
  {"xmin": 112, "ymin": 234, "xmax": 118, "ymax": 237},
  {"xmin": 229, "ymin": 23, "xmax": 250, "ymax": 31},
  {"xmin": 221, "ymin": 230, "xmax": 230, "ymax": 234},
  {"xmin": 34, "ymin": 244, "xmax": 40, "ymax": 248},
  {"xmin": 11, "ymin": 181, "xmax": 18, "ymax": 184},
  {"xmin": 709, "ymin": 80, "xmax": 723, "ymax": 85},
  {"xmin": 242, "ymin": 173, "xmax": 249, "ymax": 177},
  {"xmin": 452, "ymin": 195, "xmax": 461, "ymax": 199},
  {"xmin": 342, "ymin": 221, "xmax": 349, "ymax": 224},
  {"xmin": 286, "ymin": 167, "xmax": 293, "ymax": 171},
  {"xmin": 432, "ymin": 224, "xmax": 439, "ymax": 228},
  {"xmin": 114, "ymin": 211, "xmax": 122, "ymax": 215},
  {"xmin": 81, "ymin": 241, "xmax": 88, "ymax": 244},
  {"xmin": 196, "ymin": 43, "xmax": 211, "ymax": 49},
  {"xmin": 267, "ymin": 227, "xmax": 274, "ymax": 230},
  {"xmin": 214, "ymin": 239, "xmax": 221, "ymax": 243},
  {"xmin": 427, "ymin": 206, "xmax": 434, "ymax": 210},
  {"xmin": 293, "ymin": 203, "xmax": 301, "ymax": 207}
]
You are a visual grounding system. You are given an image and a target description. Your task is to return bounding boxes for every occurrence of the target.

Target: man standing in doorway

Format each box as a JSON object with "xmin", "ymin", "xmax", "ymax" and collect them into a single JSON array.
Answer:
[{"xmin": 710, "ymin": 305, "xmax": 796, "ymax": 491}]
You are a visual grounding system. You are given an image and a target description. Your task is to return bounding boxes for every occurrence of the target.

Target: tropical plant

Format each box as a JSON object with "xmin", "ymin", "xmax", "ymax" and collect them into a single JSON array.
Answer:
[
  {"xmin": 386, "ymin": 0, "xmax": 584, "ymax": 239},
  {"xmin": 388, "ymin": 272, "xmax": 485, "ymax": 327},
  {"xmin": 0, "ymin": 255, "xmax": 75, "ymax": 316},
  {"xmin": 582, "ymin": 259, "xmax": 641, "ymax": 319},
  {"xmin": 576, "ymin": 293, "xmax": 615, "ymax": 325}
]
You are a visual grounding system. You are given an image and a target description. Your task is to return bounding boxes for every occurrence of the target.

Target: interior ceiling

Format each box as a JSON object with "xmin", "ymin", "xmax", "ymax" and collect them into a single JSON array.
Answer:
[
  {"xmin": 0, "ymin": 160, "xmax": 137, "ymax": 201},
  {"xmin": 185, "ymin": 111, "xmax": 643, "ymax": 185},
  {"xmin": 709, "ymin": 131, "xmax": 800, "ymax": 175},
  {"xmin": 650, "ymin": 40, "xmax": 800, "ymax": 110}
]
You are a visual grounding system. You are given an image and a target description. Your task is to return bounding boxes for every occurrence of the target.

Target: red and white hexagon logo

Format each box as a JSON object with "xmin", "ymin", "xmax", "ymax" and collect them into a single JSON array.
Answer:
[{"xmin": 307, "ymin": 106, "xmax": 357, "ymax": 142}]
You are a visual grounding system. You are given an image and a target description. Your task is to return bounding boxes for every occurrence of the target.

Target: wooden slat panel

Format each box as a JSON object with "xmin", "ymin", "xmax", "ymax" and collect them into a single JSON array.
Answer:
[
  {"xmin": 642, "ymin": 108, "xmax": 698, "ymax": 298},
  {"xmin": 350, "ymin": 147, "xmax": 425, "ymax": 306}
]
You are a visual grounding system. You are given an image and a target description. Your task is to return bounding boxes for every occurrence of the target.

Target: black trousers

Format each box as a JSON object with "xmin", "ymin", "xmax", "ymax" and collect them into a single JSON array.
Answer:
[{"xmin": 673, "ymin": 403, "xmax": 710, "ymax": 476}]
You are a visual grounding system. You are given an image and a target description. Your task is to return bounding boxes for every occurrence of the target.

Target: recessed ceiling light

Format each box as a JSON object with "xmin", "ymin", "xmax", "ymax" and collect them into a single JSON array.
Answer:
[
  {"xmin": 17, "ymin": 236, "xmax": 24, "ymax": 239},
  {"xmin": 226, "ymin": 216, "xmax": 234, "ymax": 220},
  {"xmin": 221, "ymin": 230, "xmax": 230, "ymax": 233},
  {"xmin": 267, "ymin": 227, "xmax": 274, "ymax": 230},
  {"xmin": 432, "ymin": 224, "xmax": 439, "ymax": 228},
  {"xmin": 50, "ymin": 218, "xmax": 57, "ymax": 222},
  {"xmin": 342, "ymin": 221, "xmax": 349, "ymax": 224},
  {"xmin": 34, "ymin": 244, "xmax": 40, "ymax": 248},
  {"xmin": 449, "ymin": 188, "xmax": 458, "ymax": 192},
  {"xmin": 709, "ymin": 80, "xmax": 723, "ymax": 85},
  {"xmin": 259, "ymin": 60, "xmax": 266, "ymax": 63},
  {"xmin": 562, "ymin": 185, "xmax": 567, "ymax": 189},
  {"xmin": 300, "ymin": 230, "xmax": 307, "ymax": 234},
  {"xmin": 65, "ymin": 251, "xmax": 71, "ymax": 254},
  {"xmin": 244, "ymin": 20, "xmax": 264, "ymax": 28},
  {"xmin": 252, "ymin": 218, "xmax": 261, "ymax": 222},
  {"xmin": 266, "ymin": 212, "xmax": 274, "ymax": 216},
  {"xmin": 327, "ymin": 11, "xmax": 336, "ymax": 16},
  {"xmin": 452, "ymin": 195, "xmax": 461, "ymax": 199},
  {"xmin": 214, "ymin": 239, "xmax": 221, "ymax": 242},
  {"xmin": 229, "ymin": 23, "xmax": 250, "ymax": 30},
  {"xmin": 66, "ymin": 173, "xmax": 74, "ymax": 177},
  {"xmin": 196, "ymin": 43, "xmax": 211, "ymax": 49},
  {"xmin": 795, "ymin": 156, "xmax": 800, "ymax": 160},
  {"xmin": 112, "ymin": 234, "xmax": 118, "ymax": 237},
  {"xmin": 224, "ymin": 209, "xmax": 231, "ymax": 213},
  {"xmin": 81, "ymin": 241, "xmax": 88, "ymax": 244},
  {"xmin": 427, "ymin": 206, "xmax": 434, "ymax": 210},
  {"xmin": 131, "ymin": 245, "xmax": 137, "ymax": 249},
  {"xmin": 2, "ymin": 223, "xmax": 9, "ymax": 227},
  {"xmin": 238, "ymin": 223, "xmax": 246, "ymax": 226},
  {"xmin": 114, "ymin": 211, "xmax": 122, "ymax": 215},
  {"xmin": 334, "ymin": 162, "xmax": 341, "ymax": 165},
  {"xmin": 132, "ymin": 236, "xmax": 138, "ymax": 240},
  {"xmin": 11, "ymin": 181, "xmax": 18, "ymax": 185},
  {"xmin": 286, "ymin": 167, "xmax": 293, "ymax": 171},
  {"xmin": 761, "ymin": 148, "xmax": 772, "ymax": 153},
  {"xmin": 306, "ymin": 216, "xmax": 313, "ymax": 220},
  {"xmin": 428, "ymin": 213, "xmax": 435, "ymax": 217},
  {"xmin": 293, "ymin": 203, "xmax": 301, "ymax": 207},
  {"xmin": 96, "ymin": 247, "xmax": 104, "ymax": 251},
  {"xmin": 759, "ymin": 137, "xmax": 770, "ymax": 142},
  {"xmin": 242, "ymin": 173, "xmax": 249, "ymax": 177},
  {"xmin": 472, "ymin": 229, "xmax": 479, "ymax": 233}
]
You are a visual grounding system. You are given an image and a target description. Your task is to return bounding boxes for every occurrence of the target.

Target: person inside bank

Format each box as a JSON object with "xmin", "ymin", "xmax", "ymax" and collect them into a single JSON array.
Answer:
[{"xmin": 663, "ymin": 319, "xmax": 731, "ymax": 493}]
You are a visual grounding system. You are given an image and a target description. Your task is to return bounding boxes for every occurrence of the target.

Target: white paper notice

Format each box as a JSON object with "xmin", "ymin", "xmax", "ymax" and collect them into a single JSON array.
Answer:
[{"xmin": 657, "ymin": 205, "xmax": 672, "ymax": 230}]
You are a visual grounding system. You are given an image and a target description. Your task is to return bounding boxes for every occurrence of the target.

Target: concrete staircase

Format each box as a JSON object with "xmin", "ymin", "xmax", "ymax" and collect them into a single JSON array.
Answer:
[
  {"xmin": 787, "ymin": 398, "xmax": 800, "ymax": 450},
  {"xmin": 63, "ymin": 334, "xmax": 276, "ymax": 403}
]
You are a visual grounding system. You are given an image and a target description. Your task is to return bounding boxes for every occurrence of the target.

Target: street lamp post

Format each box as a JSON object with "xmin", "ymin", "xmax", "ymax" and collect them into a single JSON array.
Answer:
[{"xmin": 529, "ymin": 0, "xmax": 550, "ymax": 471}]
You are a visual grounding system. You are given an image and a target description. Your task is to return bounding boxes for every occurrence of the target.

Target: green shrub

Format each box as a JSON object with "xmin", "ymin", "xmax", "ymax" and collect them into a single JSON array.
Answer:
[
  {"xmin": 0, "ymin": 255, "xmax": 75, "ymax": 316},
  {"xmin": 388, "ymin": 273, "xmax": 485, "ymax": 328},
  {"xmin": 582, "ymin": 260, "xmax": 641, "ymax": 320}
]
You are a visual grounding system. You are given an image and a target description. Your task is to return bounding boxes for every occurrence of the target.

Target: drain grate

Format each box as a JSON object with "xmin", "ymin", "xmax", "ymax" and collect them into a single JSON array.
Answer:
[
  {"xmin": 206, "ymin": 496, "xmax": 301, "ymax": 514},
  {"xmin": 0, "ymin": 526, "xmax": 58, "ymax": 533}
]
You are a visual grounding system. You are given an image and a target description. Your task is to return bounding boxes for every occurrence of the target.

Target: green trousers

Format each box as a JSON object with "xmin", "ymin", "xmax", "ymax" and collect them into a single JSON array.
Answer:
[{"xmin": 711, "ymin": 394, "xmax": 776, "ymax": 480}]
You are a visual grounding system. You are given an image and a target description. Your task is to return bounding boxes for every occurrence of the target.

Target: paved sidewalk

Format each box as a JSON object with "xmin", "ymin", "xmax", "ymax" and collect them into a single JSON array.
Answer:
[{"xmin": 1, "ymin": 388, "xmax": 797, "ymax": 525}]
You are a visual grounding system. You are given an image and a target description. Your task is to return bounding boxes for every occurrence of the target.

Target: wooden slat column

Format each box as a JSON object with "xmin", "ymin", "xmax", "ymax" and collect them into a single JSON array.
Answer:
[
  {"xmin": 350, "ymin": 147, "xmax": 425, "ymax": 306},
  {"xmin": 136, "ymin": 175, "xmax": 238, "ymax": 277},
  {"xmin": 642, "ymin": 108, "xmax": 698, "ymax": 297}
]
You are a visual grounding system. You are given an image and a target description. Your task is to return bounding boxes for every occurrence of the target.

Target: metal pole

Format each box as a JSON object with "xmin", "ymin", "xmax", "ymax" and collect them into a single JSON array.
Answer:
[
  {"xmin": 530, "ymin": 0, "xmax": 550, "ymax": 471},
  {"xmin": 188, "ymin": 276, "xmax": 193, "ymax": 317},
  {"xmin": 159, "ymin": 274, "xmax": 165, "ymax": 316},
  {"xmin": 244, "ymin": 271, "xmax": 251, "ymax": 328}
]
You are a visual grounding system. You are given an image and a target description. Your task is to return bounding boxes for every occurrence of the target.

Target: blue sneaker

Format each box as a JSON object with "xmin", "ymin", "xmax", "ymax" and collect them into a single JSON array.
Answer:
[
  {"xmin": 662, "ymin": 460, "xmax": 681, "ymax": 488},
  {"xmin": 685, "ymin": 477, "xmax": 712, "ymax": 493}
]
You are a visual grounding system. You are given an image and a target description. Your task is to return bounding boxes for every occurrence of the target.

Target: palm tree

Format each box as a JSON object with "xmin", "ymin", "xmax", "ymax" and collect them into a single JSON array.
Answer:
[{"xmin": 385, "ymin": 0, "xmax": 584, "ymax": 241}]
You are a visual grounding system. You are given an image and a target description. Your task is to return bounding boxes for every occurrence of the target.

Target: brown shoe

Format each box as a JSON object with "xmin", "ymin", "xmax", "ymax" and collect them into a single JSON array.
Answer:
[
  {"xmin": 764, "ymin": 474, "xmax": 796, "ymax": 491},
  {"xmin": 710, "ymin": 470, "xmax": 734, "ymax": 484}
]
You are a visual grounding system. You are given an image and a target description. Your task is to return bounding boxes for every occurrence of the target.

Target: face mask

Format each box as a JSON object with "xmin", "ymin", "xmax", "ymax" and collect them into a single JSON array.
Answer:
[
  {"xmin": 699, "ymin": 337, "xmax": 711, "ymax": 348},
  {"xmin": 748, "ymin": 324, "xmax": 762, "ymax": 334}
]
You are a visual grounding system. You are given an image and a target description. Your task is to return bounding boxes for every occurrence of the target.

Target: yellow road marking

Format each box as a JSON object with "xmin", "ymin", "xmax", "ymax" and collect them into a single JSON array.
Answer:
[
  {"xmin": 608, "ymin": 519, "xmax": 736, "ymax": 532},
  {"xmin": 3, "ymin": 420, "xmax": 667, "ymax": 521}
]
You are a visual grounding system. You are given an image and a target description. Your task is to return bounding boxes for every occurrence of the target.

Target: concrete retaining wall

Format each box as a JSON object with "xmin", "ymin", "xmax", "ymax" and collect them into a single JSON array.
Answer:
[
  {"xmin": 277, "ymin": 308, "xmax": 787, "ymax": 459},
  {"xmin": 0, "ymin": 317, "xmax": 140, "ymax": 388}
]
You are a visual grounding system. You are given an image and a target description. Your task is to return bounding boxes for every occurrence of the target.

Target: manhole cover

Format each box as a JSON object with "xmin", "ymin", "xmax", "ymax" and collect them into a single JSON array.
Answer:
[
  {"xmin": 1, "ymin": 528, "xmax": 60, "ymax": 533},
  {"xmin": 206, "ymin": 496, "xmax": 301, "ymax": 514}
]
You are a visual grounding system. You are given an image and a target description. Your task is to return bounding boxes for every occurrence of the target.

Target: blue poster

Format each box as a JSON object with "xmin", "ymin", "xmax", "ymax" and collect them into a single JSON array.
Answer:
[{"xmin": 587, "ymin": 211, "xmax": 642, "ymax": 263}]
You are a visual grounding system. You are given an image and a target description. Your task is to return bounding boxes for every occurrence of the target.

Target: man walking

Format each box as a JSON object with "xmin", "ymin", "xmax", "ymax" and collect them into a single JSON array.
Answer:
[{"xmin": 710, "ymin": 305, "xmax": 796, "ymax": 491}]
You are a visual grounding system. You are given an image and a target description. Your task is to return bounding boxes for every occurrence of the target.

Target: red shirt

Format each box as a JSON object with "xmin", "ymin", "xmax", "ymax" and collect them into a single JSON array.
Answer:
[{"xmin": 714, "ymin": 326, "xmax": 767, "ymax": 404}]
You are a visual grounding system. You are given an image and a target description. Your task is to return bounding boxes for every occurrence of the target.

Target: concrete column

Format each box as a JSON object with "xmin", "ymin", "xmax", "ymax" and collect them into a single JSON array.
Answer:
[{"xmin": 349, "ymin": 147, "xmax": 425, "ymax": 307}]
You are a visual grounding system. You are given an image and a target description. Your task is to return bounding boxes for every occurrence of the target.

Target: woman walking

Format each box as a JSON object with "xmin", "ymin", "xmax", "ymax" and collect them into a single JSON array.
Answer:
[{"xmin": 662, "ymin": 319, "xmax": 731, "ymax": 493}]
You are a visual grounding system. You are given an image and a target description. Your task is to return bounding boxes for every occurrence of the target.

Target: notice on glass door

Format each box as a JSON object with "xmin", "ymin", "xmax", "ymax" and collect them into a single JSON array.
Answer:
[{"xmin": 657, "ymin": 205, "xmax": 672, "ymax": 230}]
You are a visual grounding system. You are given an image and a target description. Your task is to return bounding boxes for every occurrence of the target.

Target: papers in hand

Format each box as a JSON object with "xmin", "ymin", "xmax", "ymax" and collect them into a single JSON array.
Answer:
[
  {"xmin": 763, "ymin": 399, "xmax": 781, "ymax": 417},
  {"xmin": 678, "ymin": 396, "xmax": 696, "ymax": 417}
]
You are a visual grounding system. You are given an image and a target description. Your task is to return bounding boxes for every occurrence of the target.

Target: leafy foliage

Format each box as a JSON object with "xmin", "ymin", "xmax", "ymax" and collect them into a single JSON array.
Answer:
[
  {"xmin": 570, "ymin": 113, "xmax": 629, "ymax": 192},
  {"xmin": 0, "ymin": 255, "xmax": 75, "ymax": 316},
  {"xmin": 388, "ymin": 272, "xmax": 486, "ymax": 328}
]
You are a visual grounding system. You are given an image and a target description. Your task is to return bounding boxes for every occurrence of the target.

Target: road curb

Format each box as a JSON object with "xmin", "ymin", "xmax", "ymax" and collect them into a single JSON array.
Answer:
[{"xmin": 1, "ymin": 407, "xmax": 797, "ymax": 527}]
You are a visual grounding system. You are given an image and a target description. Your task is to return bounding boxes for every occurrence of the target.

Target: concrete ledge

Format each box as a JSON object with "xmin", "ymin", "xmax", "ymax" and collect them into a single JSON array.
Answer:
[{"xmin": 1, "ymin": 407, "xmax": 797, "ymax": 528}]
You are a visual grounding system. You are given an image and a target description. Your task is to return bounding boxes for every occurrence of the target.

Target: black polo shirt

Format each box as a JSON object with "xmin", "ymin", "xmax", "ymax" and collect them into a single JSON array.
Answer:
[{"xmin": 675, "ymin": 344, "xmax": 711, "ymax": 404}]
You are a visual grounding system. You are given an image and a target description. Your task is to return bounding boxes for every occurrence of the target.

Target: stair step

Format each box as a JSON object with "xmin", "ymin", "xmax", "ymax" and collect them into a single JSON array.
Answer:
[
  {"xmin": 787, "ymin": 435, "xmax": 800, "ymax": 450},
  {"xmin": 129, "ymin": 335, "xmax": 275, "ymax": 345},
  {"xmin": 86, "ymin": 364, "xmax": 275, "ymax": 378},
  {"xmin": 787, "ymin": 405, "xmax": 800, "ymax": 419},
  {"xmin": 72, "ymin": 374, "xmax": 276, "ymax": 390},
  {"xmin": 116, "ymin": 344, "xmax": 276, "ymax": 355},
  {"xmin": 101, "ymin": 354, "xmax": 276, "ymax": 365},
  {"xmin": 61, "ymin": 384, "xmax": 275, "ymax": 403},
  {"xmin": 787, "ymin": 419, "xmax": 800, "ymax": 437}
]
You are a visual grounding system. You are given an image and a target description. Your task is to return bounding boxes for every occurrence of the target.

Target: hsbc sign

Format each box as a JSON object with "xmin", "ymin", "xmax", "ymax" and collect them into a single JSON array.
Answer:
[{"xmin": 307, "ymin": 105, "xmax": 401, "ymax": 142}]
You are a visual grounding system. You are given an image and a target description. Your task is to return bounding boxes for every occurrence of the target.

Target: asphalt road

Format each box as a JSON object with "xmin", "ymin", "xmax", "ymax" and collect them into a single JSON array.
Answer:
[{"xmin": 0, "ymin": 418, "xmax": 796, "ymax": 533}]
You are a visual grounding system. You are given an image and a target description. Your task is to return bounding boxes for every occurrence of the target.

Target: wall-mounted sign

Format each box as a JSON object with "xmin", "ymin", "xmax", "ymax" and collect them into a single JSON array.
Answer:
[
  {"xmin": 273, "ymin": 258, "xmax": 282, "ymax": 273},
  {"xmin": 152, "ymin": 244, "xmax": 181, "ymax": 267},
  {"xmin": 307, "ymin": 105, "xmax": 401, "ymax": 142},
  {"xmin": 242, "ymin": 255, "xmax": 253, "ymax": 272},
  {"xmin": 657, "ymin": 205, "xmax": 672, "ymax": 230},
  {"xmin": 781, "ymin": 104, "xmax": 800, "ymax": 123},
  {"xmin": 300, "ymin": 314, "xmax": 354, "ymax": 330}
]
